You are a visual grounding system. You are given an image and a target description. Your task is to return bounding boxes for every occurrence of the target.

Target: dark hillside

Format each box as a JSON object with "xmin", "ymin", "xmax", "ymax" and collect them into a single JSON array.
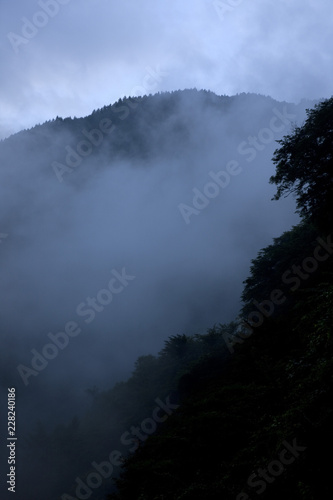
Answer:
[{"xmin": 105, "ymin": 98, "xmax": 333, "ymax": 499}]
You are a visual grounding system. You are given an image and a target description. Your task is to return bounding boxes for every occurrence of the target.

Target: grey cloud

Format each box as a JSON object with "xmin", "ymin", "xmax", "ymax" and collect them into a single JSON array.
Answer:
[{"xmin": 0, "ymin": 0, "xmax": 332, "ymax": 136}]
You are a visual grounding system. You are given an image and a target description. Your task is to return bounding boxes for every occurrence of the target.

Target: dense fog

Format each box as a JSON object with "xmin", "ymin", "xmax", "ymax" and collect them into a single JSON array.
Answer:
[{"xmin": 0, "ymin": 90, "xmax": 313, "ymax": 498}]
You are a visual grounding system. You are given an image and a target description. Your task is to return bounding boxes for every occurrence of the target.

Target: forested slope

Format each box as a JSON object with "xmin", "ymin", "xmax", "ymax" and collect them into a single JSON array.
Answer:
[
  {"xmin": 105, "ymin": 98, "xmax": 333, "ymax": 499},
  {"xmin": 2, "ymin": 91, "xmax": 329, "ymax": 500}
]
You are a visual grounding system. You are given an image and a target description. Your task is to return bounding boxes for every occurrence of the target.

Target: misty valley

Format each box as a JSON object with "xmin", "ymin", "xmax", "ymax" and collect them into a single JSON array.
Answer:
[{"xmin": 0, "ymin": 90, "xmax": 332, "ymax": 499}]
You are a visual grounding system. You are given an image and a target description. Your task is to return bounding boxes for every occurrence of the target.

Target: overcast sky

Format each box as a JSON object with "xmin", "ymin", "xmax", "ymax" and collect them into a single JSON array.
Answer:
[{"xmin": 0, "ymin": 0, "xmax": 332, "ymax": 138}]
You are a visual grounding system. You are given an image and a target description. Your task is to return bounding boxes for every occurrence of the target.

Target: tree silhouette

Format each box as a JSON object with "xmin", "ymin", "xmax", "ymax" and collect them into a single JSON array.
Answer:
[{"xmin": 270, "ymin": 96, "xmax": 333, "ymax": 229}]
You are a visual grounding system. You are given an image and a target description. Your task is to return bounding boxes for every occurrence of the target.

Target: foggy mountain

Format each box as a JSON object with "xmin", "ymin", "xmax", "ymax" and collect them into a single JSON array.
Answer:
[{"xmin": 0, "ymin": 89, "xmax": 315, "ymax": 499}]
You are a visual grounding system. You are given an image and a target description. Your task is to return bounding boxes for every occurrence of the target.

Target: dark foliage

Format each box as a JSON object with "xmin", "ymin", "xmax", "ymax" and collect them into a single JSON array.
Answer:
[{"xmin": 270, "ymin": 97, "xmax": 333, "ymax": 228}]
